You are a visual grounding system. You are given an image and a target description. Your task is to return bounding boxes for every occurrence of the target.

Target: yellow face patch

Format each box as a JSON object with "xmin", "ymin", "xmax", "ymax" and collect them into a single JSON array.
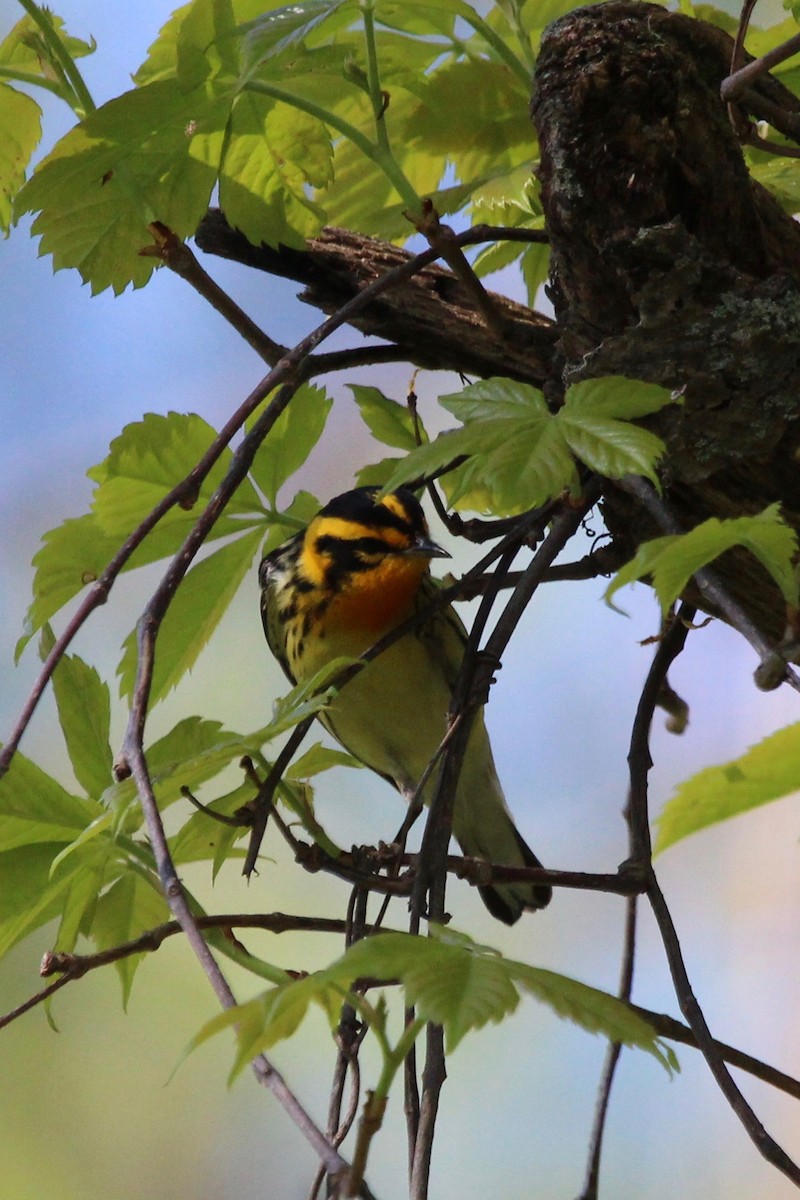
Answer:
[{"xmin": 380, "ymin": 492, "xmax": 415, "ymax": 527}]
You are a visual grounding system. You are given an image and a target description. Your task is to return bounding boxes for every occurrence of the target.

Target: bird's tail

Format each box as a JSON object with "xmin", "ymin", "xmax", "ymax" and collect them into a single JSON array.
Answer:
[{"xmin": 452, "ymin": 716, "xmax": 551, "ymax": 925}]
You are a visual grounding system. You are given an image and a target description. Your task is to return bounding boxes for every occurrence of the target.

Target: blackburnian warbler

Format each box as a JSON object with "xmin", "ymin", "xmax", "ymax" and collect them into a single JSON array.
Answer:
[{"xmin": 258, "ymin": 486, "xmax": 551, "ymax": 924}]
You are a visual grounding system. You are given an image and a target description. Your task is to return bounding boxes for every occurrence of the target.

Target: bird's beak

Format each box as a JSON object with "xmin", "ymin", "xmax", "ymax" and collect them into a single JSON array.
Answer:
[{"xmin": 405, "ymin": 533, "xmax": 450, "ymax": 559}]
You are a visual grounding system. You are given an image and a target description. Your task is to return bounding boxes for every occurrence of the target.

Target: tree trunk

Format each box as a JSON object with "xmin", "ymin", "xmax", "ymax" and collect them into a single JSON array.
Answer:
[{"xmin": 531, "ymin": 2, "xmax": 800, "ymax": 639}]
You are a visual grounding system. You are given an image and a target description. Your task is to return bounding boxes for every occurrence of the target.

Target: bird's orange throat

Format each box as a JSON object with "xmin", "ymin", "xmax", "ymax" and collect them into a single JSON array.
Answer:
[{"xmin": 326, "ymin": 555, "xmax": 428, "ymax": 636}]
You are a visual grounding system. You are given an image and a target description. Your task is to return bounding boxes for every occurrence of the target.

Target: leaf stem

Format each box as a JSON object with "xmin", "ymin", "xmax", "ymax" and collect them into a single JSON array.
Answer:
[
  {"xmin": 15, "ymin": 0, "xmax": 95, "ymax": 116},
  {"xmin": 360, "ymin": 0, "xmax": 391, "ymax": 154},
  {"xmin": 459, "ymin": 5, "xmax": 531, "ymax": 87},
  {"xmin": 0, "ymin": 65, "xmax": 64, "ymax": 98}
]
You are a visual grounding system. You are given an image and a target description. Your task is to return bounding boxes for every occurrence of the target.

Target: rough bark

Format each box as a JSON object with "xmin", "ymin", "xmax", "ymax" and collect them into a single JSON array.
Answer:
[
  {"xmin": 196, "ymin": 2, "xmax": 800, "ymax": 641},
  {"xmin": 195, "ymin": 213, "xmax": 558, "ymax": 386},
  {"xmin": 531, "ymin": 2, "xmax": 800, "ymax": 638}
]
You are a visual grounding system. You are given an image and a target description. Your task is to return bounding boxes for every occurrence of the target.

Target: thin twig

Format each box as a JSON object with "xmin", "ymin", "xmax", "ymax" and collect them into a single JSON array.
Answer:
[
  {"xmin": 409, "ymin": 1024, "xmax": 447, "ymax": 1200},
  {"xmin": 578, "ymin": 896, "xmax": 638, "ymax": 1200},
  {"xmin": 580, "ymin": 605, "xmax": 695, "ymax": 1198},
  {"xmin": 619, "ymin": 594, "xmax": 800, "ymax": 1187},
  {"xmin": 145, "ymin": 222, "xmax": 286, "ymax": 364},
  {"xmin": 648, "ymin": 875, "xmax": 800, "ymax": 1186},
  {"xmin": 414, "ymin": 204, "xmax": 514, "ymax": 341}
]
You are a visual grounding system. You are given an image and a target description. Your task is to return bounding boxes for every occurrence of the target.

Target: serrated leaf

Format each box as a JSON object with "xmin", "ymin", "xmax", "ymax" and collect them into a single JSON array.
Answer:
[
  {"xmin": 0, "ymin": 85, "xmax": 41, "ymax": 234},
  {"xmin": 440, "ymin": 376, "xmax": 548, "ymax": 423},
  {"xmin": 405, "ymin": 59, "xmax": 532, "ymax": 183},
  {"xmin": 266, "ymin": 656, "xmax": 358, "ymax": 735},
  {"xmin": 52, "ymin": 840, "xmax": 116, "ymax": 956},
  {"xmin": 507, "ymin": 961, "xmax": 678, "ymax": 1072},
  {"xmin": 355, "ymin": 456, "xmax": 406, "ymax": 488},
  {"xmin": 349, "ymin": 385, "xmax": 422, "ymax": 451},
  {"xmin": 92, "ymin": 411, "xmax": 262, "ymax": 539},
  {"xmin": 238, "ymin": 0, "xmax": 352, "ymax": 76},
  {"xmin": 557, "ymin": 377, "xmax": 673, "ymax": 484},
  {"xmin": 23, "ymin": 514, "xmax": 124, "ymax": 643},
  {"xmin": 384, "ymin": 378, "xmax": 578, "ymax": 515},
  {"xmin": 91, "ymin": 872, "xmax": 170, "ymax": 1006},
  {"xmin": 286, "ymin": 742, "xmax": 363, "ymax": 778},
  {"xmin": 228, "ymin": 972, "xmax": 342, "ymax": 1079},
  {"xmin": 319, "ymin": 87, "xmax": 443, "ymax": 237},
  {"xmin": 559, "ymin": 413, "xmax": 665, "ymax": 485},
  {"xmin": 0, "ymin": 843, "xmax": 93, "ymax": 958},
  {"xmin": 656, "ymin": 721, "xmax": 800, "ymax": 853},
  {"xmin": 17, "ymin": 77, "xmax": 231, "ymax": 294},
  {"xmin": 564, "ymin": 377, "xmax": 676, "ymax": 420},
  {"xmin": 749, "ymin": 155, "xmax": 800, "ymax": 212},
  {"xmin": 0, "ymin": 751, "xmax": 95, "ymax": 852},
  {"xmin": 327, "ymin": 930, "xmax": 515, "ymax": 1051},
  {"xmin": 606, "ymin": 504, "xmax": 800, "ymax": 614},
  {"xmin": 118, "ymin": 528, "xmax": 263, "ymax": 705},
  {"xmin": 331, "ymin": 927, "xmax": 675, "ymax": 1064},
  {"xmin": 101, "ymin": 716, "xmax": 245, "ymax": 813},
  {"xmin": 48, "ymin": 644, "xmax": 114, "ymax": 799},
  {"xmin": 218, "ymin": 90, "xmax": 330, "ymax": 249},
  {"xmin": 520, "ymin": 240, "xmax": 550, "ymax": 305},
  {"xmin": 248, "ymin": 384, "xmax": 332, "ymax": 504},
  {"xmin": 0, "ymin": 12, "xmax": 95, "ymax": 76}
]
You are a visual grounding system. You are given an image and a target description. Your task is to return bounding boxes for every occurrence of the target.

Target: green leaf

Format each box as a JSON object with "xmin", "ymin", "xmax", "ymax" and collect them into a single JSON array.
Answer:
[
  {"xmin": 218, "ymin": 89, "xmax": 330, "ymax": 249},
  {"xmin": 23, "ymin": 515, "xmax": 123, "ymax": 646},
  {"xmin": 606, "ymin": 504, "xmax": 800, "ymax": 614},
  {"xmin": 0, "ymin": 843, "xmax": 94, "ymax": 959},
  {"xmin": 0, "ymin": 751, "xmax": 95, "ymax": 852},
  {"xmin": 22, "ymin": 412, "xmax": 266, "ymax": 646},
  {"xmin": 564, "ymin": 377, "xmax": 676, "ymax": 421},
  {"xmin": 17, "ymin": 77, "xmax": 231, "ymax": 293},
  {"xmin": 749, "ymin": 156, "xmax": 800, "ymax": 213},
  {"xmin": 336, "ymin": 927, "xmax": 675, "ymax": 1063},
  {"xmin": 92, "ymin": 410, "xmax": 262, "ymax": 541},
  {"xmin": 558, "ymin": 377, "xmax": 672, "ymax": 484},
  {"xmin": 266, "ymin": 657, "xmax": 359, "ymax": 736},
  {"xmin": 286, "ymin": 742, "xmax": 363, "ymax": 779},
  {"xmin": 407, "ymin": 59, "xmax": 532, "ymax": 184},
  {"xmin": 384, "ymin": 378, "xmax": 578, "ymax": 514},
  {"xmin": 319, "ymin": 87, "xmax": 443, "ymax": 237},
  {"xmin": 507, "ymin": 961, "xmax": 678, "ymax": 1073},
  {"xmin": 52, "ymin": 840, "xmax": 116, "ymax": 956},
  {"xmin": 0, "ymin": 12, "xmax": 95, "ymax": 78},
  {"xmin": 519, "ymin": 240, "xmax": 551, "ymax": 306},
  {"xmin": 101, "ymin": 716, "xmax": 246, "ymax": 814},
  {"xmin": 118, "ymin": 528, "xmax": 263, "ymax": 705},
  {"xmin": 349, "ymin": 385, "xmax": 422, "ymax": 451},
  {"xmin": 228, "ymin": 972, "xmax": 342, "ymax": 1078},
  {"xmin": 48, "ymin": 642, "xmax": 114, "ymax": 799},
  {"xmin": 355, "ymin": 455, "xmax": 406, "ymax": 488},
  {"xmin": 91, "ymin": 872, "xmax": 170, "ymax": 1006},
  {"xmin": 656, "ymin": 721, "xmax": 800, "ymax": 853},
  {"xmin": 0, "ymin": 85, "xmax": 41, "ymax": 234},
  {"xmin": 248, "ymin": 384, "xmax": 333, "ymax": 504},
  {"xmin": 237, "ymin": 1, "xmax": 352, "ymax": 77},
  {"xmin": 334, "ymin": 930, "xmax": 518, "ymax": 1051}
]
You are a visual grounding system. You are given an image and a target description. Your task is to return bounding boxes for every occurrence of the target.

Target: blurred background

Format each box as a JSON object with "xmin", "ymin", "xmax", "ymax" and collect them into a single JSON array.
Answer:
[{"xmin": 1, "ymin": 1, "xmax": 798, "ymax": 1197}]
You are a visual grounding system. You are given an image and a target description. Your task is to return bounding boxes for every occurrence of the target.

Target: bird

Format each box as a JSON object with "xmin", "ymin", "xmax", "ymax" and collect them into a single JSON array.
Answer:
[{"xmin": 258, "ymin": 485, "xmax": 551, "ymax": 924}]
